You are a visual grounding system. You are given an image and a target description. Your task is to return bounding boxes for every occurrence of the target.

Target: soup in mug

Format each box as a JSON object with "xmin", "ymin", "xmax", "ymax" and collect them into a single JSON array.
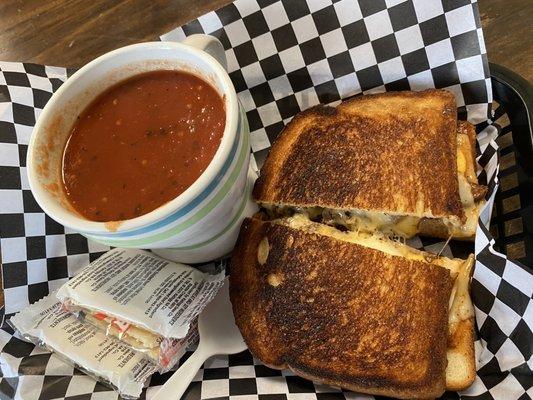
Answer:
[{"xmin": 61, "ymin": 70, "xmax": 225, "ymax": 222}]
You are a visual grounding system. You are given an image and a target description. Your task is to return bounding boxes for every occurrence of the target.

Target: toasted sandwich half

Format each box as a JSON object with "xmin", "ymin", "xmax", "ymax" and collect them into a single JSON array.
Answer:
[
  {"xmin": 253, "ymin": 90, "xmax": 487, "ymax": 240},
  {"xmin": 230, "ymin": 215, "xmax": 476, "ymax": 399}
]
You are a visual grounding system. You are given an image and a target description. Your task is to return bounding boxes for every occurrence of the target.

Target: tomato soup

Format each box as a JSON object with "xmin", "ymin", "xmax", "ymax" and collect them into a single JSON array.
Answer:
[{"xmin": 62, "ymin": 70, "xmax": 225, "ymax": 222}]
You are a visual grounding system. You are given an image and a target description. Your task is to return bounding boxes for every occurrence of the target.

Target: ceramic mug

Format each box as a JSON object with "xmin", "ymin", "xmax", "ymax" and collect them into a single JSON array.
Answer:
[{"xmin": 27, "ymin": 34, "xmax": 257, "ymax": 263}]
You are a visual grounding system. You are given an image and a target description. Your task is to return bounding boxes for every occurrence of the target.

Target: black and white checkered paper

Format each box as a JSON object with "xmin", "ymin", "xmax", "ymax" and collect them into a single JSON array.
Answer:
[{"xmin": 1, "ymin": 0, "xmax": 531, "ymax": 399}]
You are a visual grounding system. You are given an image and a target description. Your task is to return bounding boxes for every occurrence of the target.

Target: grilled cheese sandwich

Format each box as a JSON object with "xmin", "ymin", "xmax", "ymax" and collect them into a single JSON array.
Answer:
[
  {"xmin": 231, "ymin": 217, "xmax": 475, "ymax": 399},
  {"xmin": 237, "ymin": 90, "xmax": 478, "ymax": 397}
]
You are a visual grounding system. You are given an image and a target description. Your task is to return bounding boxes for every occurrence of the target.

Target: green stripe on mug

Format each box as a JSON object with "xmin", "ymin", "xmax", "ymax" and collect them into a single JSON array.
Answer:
[{"xmin": 169, "ymin": 176, "xmax": 251, "ymax": 251}]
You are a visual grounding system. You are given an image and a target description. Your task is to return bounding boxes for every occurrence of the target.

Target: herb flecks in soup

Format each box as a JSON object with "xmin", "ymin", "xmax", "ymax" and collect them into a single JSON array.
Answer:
[{"xmin": 62, "ymin": 70, "xmax": 225, "ymax": 222}]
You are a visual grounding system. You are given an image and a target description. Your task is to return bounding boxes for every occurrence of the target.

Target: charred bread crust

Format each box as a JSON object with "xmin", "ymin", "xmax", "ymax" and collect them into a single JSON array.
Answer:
[{"xmin": 230, "ymin": 218, "xmax": 453, "ymax": 399}]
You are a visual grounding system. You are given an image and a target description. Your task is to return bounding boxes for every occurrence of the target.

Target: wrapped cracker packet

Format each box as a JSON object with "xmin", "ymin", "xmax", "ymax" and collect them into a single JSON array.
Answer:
[
  {"xmin": 77, "ymin": 309, "xmax": 199, "ymax": 371},
  {"xmin": 9, "ymin": 294, "xmax": 156, "ymax": 399},
  {"xmin": 56, "ymin": 248, "xmax": 224, "ymax": 371}
]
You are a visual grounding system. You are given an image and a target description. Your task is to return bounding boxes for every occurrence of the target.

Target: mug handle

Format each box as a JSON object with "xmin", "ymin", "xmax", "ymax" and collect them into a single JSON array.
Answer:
[{"xmin": 182, "ymin": 34, "xmax": 227, "ymax": 71}]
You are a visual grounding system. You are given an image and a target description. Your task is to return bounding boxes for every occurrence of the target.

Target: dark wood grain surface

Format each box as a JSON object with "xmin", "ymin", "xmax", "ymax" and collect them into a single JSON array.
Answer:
[
  {"xmin": 0, "ymin": 0, "xmax": 531, "ymax": 81},
  {"xmin": 0, "ymin": 1, "xmax": 531, "ymax": 308},
  {"xmin": 479, "ymin": 0, "xmax": 532, "ymax": 82},
  {"xmin": 0, "ymin": 0, "xmax": 231, "ymax": 68}
]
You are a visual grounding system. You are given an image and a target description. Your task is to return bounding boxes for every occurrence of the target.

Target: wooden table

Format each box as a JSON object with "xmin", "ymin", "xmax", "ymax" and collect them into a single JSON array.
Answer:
[
  {"xmin": 0, "ymin": 1, "xmax": 531, "ymax": 309},
  {"xmin": 0, "ymin": 0, "xmax": 531, "ymax": 81}
]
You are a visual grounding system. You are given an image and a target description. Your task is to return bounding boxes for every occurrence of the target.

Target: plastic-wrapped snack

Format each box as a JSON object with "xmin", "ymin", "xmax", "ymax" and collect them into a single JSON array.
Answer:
[
  {"xmin": 56, "ymin": 248, "xmax": 223, "ymax": 371},
  {"xmin": 75, "ymin": 308, "xmax": 199, "ymax": 371},
  {"xmin": 9, "ymin": 294, "xmax": 156, "ymax": 399}
]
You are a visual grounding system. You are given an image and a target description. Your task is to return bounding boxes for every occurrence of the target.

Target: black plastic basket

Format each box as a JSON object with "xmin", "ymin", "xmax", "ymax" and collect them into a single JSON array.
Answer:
[{"xmin": 489, "ymin": 63, "xmax": 533, "ymax": 267}]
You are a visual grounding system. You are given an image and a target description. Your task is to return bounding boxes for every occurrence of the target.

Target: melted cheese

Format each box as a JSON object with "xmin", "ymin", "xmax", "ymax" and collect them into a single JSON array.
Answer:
[
  {"xmin": 263, "ymin": 204, "xmax": 420, "ymax": 238},
  {"xmin": 278, "ymin": 214, "xmax": 464, "ymax": 277},
  {"xmin": 457, "ymin": 147, "xmax": 467, "ymax": 175},
  {"xmin": 457, "ymin": 133, "xmax": 477, "ymax": 183},
  {"xmin": 394, "ymin": 216, "xmax": 421, "ymax": 237},
  {"xmin": 445, "ymin": 175, "xmax": 481, "ymax": 238},
  {"xmin": 323, "ymin": 209, "xmax": 421, "ymax": 238},
  {"xmin": 448, "ymin": 254, "xmax": 475, "ymax": 323},
  {"xmin": 458, "ymin": 175, "xmax": 475, "ymax": 208}
]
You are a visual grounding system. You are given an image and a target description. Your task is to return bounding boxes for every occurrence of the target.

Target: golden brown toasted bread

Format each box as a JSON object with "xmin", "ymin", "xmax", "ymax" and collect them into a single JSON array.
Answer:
[
  {"xmin": 447, "ymin": 318, "xmax": 476, "ymax": 391},
  {"xmin": 254, "ymin": 89, "xmax": 462, "ymax": 221},
  {"xmin": 272, "ymin": 214, "xmax": 476, "ymax": 391},
  {"xmin": 253, "ymin": 90, "xmax": 486, "ymax": 240},
  {"xmin": 230, "ymin": 217, "xmax": 454, "ymax": 399}
]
